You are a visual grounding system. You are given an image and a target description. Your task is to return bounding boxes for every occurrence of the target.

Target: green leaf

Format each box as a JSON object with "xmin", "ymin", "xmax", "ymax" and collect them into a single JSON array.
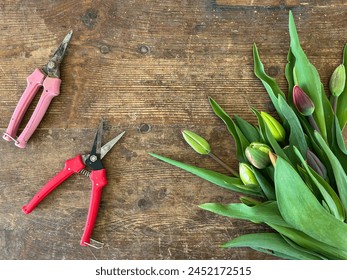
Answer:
[
  {"xmin": 333, "ymin": 115, "xmax": 347, "ymax": 155},
  {"xmin": 209, "ymin": 97, "xmax": 249, "ymax": 162},
  {"xmin": 222, "ymin": 233, "xmax": 322, "ymax": 260},
  {"xmin": 314, "ymin": 131, "xmax": 347, "ymax": 212},
  {"xmin": 199, "ymin": 201, "xmax": 288, "ymax": 227},
  {"xmin": 336, "ymin": 44, "xmax": 347, "ymax": 129},
  {"xmin": 263, "ymin": 123, "xmax": 289, "ymax": 161},
  {"xmin": 251, "ymin": 168, "xmax": 276, "ymax": 201},
  {"xmin": 278, "ymin": 95, "xmax": 307, "ymax": 156},
  {"xmin": 234, "ymin": 115, "xmax": 260, "ymax": 143},
  {"xmin": 270, "ymin": 224, "xmax": 347, "ymax": 260},
  {"xmin": 285, "ymin": 48, "xmax": 296, "ymax": 106},
  {"xmin": 275, "ymin": 156, "xmax": 347, "ymax": 252},
  {"xmin": 330, "ymin": 116, "xmax": 347, "ymax": 174},
  {"xmin": 294, "ymin": 146, "xmax": 345, "ymax": 221},
  {"xmin": 251, "ymin": 108, "xmax": 267, "ymax": 143},
  {"xmin": 253, "ymin": 43, "xmax": 285, "ymax": 120},
  {"xmin": 149, "ymin": 153, "xmax": 262, "ymax": 197},
  {"xmin": 289, "ymin": 11, "xmax": 330, "ymax": 142}
]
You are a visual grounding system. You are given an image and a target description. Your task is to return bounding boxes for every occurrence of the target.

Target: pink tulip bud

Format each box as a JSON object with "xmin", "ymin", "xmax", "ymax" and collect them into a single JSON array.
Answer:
[{"xmin": 293, "ymin": 85, "xmax": 315, "ymax": 116}]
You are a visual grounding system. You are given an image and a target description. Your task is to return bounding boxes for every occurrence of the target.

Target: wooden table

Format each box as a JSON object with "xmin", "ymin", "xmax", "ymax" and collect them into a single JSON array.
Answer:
[{"xmin": 0, "ymin": 0, "xmax": 346, "ymax": 260}]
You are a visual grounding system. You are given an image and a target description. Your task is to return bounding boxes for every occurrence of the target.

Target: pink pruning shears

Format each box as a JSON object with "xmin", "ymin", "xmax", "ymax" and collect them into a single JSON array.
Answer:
[
  {"xmin": 3, "ymin": 31, "xmax": 73, "ymax": 148},
  {"xmin": 22, "ymin": 119, "xmax": 125, "ymax": 248}
]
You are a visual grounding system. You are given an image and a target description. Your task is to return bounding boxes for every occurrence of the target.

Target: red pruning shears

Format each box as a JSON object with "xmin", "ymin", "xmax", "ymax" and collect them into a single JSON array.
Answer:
[
  {"xmin": 22, "ymin": 119, "xmax": 125, "ymax": 248},
  {"xmin": 3, "ymin": 31, "xmax": 73, "ymax": 148}
]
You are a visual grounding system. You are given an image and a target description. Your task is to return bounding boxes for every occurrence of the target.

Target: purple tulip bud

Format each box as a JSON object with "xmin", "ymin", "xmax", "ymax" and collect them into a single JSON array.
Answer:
[
  {"xmin": 293, "ymin": 85, "xmax": 315, "ymax": 116},
  {"xmin": 306, "ymin": 149, "xmax": 327, "ymax": 179}
]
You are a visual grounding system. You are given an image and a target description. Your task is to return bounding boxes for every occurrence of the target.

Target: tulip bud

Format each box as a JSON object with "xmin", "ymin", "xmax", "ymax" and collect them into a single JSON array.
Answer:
[
  {"xmin": 182, "ymin": 130, "xmax": 211, "ymax": 155},
  {"xmin": 245, "ymin": 142, "xmax": 272, "ymax": 169},
  {"xmin": 269, "ymin": 151, "xmax": 277, "ymax": 167},
  {"xmin": 239, "ymin": 163, "xmax": 258, "ymax": 185},
  {"xmin": 293, "ymin": 85, "xmax": 315, "ymax": 116},
  {"xmin": 329, "ymin": 64, "xmax": 346, "ymax": 97},
  {"xmin": 306, "ymin": 149, "xmax": 327, "ymax": 179},
  {"xmin": 260, "ymin": 111, "xmax": 286, "ymax": 142}
]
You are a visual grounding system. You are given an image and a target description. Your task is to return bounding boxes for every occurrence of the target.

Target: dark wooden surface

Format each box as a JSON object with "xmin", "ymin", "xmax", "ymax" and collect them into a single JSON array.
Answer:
[{"xmin": 0, "ymin": 0, "xmax": 346, "ymax": 260}]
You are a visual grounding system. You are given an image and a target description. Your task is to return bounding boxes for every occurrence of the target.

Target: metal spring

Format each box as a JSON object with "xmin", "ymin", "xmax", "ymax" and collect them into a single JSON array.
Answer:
[{"xmin": 79, "ymin": 169, "xmax": 90, "ymax": 177}]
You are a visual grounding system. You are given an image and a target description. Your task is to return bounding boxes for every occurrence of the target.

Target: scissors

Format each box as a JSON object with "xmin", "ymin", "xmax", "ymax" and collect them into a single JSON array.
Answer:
[
  {"xmin": 22, "ymin": 119, "xmax": 125, "ymax": 248},
  {"xmin": 3, "ymin": 31, "xmax": 73, "ymax": 148}
]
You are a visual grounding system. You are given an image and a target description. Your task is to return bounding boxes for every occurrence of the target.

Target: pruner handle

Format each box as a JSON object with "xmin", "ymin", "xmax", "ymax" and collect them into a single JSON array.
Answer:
[
  {"xmin": 80, "ymin": 169, "xmax": 108, "ymax": 247},
  {"xmin": 3, "ymin": 69, "xmax": 45, "ymax": 142},
  {"xmin": 22, "ymin": 155, "xmax": 85, "ymax": 214},
  {"xmin": 16, "ymin": 76, "xmax": 61, "ymax": 148}
]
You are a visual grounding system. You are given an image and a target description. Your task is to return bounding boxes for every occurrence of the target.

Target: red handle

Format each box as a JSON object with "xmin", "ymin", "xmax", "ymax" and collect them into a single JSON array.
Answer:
[
  {"xmin": 3, "ymin": 69, "xmax": 45, "ymax": 142},
  {"xmin": 22, "ymin": 155, "xmax": 85, "ymax": 214},
  {"xmin": 80, "ymin": 169, "xmax": 108, "ymax": 246},
  {"xmin": 16, "ymin": 76, "xmax": 61, "ymax": 148}
]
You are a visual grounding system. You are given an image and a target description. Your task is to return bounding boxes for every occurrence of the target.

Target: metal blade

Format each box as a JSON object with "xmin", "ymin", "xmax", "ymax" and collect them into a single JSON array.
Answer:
[
  {"xmin": 84, "ymin": 119, "xmax": 104, "ymax": 170},
  {"xmin": 101, "ymin": 131, "xmax": 125, "ymax": 159},
  {"xmin": 43, "ymin": 30, "xmax": 73, "ymax": 77},
  {"xmin": 93, "ymin": 119, "xmax": 104, "ymax": 157},
  {"xmin": 52, "ymin": 30, "xmax": 73, "ymax": 60}
]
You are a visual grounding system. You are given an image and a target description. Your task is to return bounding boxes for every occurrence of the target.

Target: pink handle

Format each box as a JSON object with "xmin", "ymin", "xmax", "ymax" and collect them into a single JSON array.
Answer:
[
  {"xmin": 3, "ymin": 69, "xmax": 45, "ymax": 142},
  {"xmin": 16, "ymin": 76, "xmax": 61, "ymax": 148},
  {"xmin": 22, "ymin": 155, "xmax": 85, "ymax": 214},
  {"xmin": 80, "ymin": 169, "xmax": 108, "ymax": 246}
]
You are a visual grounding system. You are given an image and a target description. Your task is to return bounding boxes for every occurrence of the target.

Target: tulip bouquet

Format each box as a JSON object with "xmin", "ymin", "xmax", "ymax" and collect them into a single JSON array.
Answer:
[{"xmin": 150, "ymin": 11, "xmax": 347, "ymax": 260}]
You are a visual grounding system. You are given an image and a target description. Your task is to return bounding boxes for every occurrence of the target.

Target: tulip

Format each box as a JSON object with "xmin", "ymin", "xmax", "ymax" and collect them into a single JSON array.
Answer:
[
  {"xmin": 293, "ymin": 85, "xmax": 315, "ymax": 116},
  {"xmin": 306, "ymin": 149, "xmax": 327, "ymax": 179},
  {"xmin": 329, "ymin": 64, "xmax": 346, "ymax": 97},
  {"xmin": 293, "ymin": 85, "xmax": 320, "ymax": 133},
  {"xmin": 182, "ymin": 130, "xmax": 211, "ymax": 155},
  {"xmin": 245, "ymin": 142, "xmax": 272, "ymax": 169},
  {"xmin": 260, "ymin": 111, "xmax": 286, "ymax": 142},
  {"xmin": 269, "ymin": 151, "xmax": 277, "ymax": 167},
  {"xmin": 329, "ymin": 64, "xmax": 346, "ymax": 113},
  {"xmin": 239, "ymin": 163, "xmax": 259, "ymax": 185},
  {"xmin": 181, "ymin": 130, "xmax": 238, "ymax": 176}
]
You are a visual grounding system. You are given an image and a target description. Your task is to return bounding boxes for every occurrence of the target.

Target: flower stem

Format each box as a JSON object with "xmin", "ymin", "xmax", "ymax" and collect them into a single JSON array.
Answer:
[
  {"xmin": 332, "ymin": 96, "xmax": 338, "ymax": 114},
  {"xmin": 208, "ymin": 152, "xmax": 239, "ymax": 177},
  {"xmin": 308, "ymin": 115, "xmax": 321, "ymax": 134}
]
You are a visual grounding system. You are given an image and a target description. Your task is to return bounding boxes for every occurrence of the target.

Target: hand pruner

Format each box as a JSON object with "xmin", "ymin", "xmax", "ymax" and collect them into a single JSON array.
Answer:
[
  {"xmin": 3, "ymin": 31, "xmax": 73, "ymax": 148},
  {"xmin": 22, "ymin": 119, "xmax": 125, "ymax": 248}
]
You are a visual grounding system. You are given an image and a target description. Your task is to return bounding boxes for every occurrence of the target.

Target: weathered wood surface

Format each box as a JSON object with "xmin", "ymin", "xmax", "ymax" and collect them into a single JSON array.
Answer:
[{"xmin": 0, "ymin": 0, "xmax": 346, "ymax": 260}]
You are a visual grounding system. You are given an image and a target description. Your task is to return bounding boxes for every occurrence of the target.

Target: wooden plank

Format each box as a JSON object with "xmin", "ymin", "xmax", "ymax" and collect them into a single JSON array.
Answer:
[
  {"xmin": 215, "ymin": 0, "xmax": 316, "ymax": 7},
  {"xmin": 0, "ymin": 0, "xmax": 346, "ymax": 260}
]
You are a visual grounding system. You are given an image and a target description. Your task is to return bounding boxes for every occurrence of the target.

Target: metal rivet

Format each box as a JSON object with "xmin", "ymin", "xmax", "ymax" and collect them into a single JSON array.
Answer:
[
  {"xmin": 47, "ymin": 61, "xmax": 56, "ymax": 69},
  {"xmin": 90, "ymin": 155, "xmax": 97, "ymax": 162}
]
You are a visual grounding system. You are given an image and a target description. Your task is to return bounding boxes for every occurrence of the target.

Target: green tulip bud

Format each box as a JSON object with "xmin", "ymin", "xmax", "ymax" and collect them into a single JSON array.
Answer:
[
  {"xmin": 260, "ymin": 111, "xmax": 286, "ymax": 142},
  {"xmin": 329, "ymin": 64, "xmax": 346, "ymax": 97},
  {"xmin": 245, "ymin": 142, "xmax": 272, "ymax": 169},
  {"xmin": 239, "ymin": 163, "xmax": 258, "ymax": 185},
  {"xmin": 181, "ymin": 130, "xmax": 211, "ymax": 155}
]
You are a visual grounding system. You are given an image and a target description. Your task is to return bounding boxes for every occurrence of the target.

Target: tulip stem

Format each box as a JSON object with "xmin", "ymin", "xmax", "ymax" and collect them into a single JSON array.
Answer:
[
  {"xmin": 208, "ymin": 152, "xmax": 239, "ymax": 177},
  {"xmin": 332, "ymin": 96, "xmax": 338, "ymax": 114},
  {"xmin": 308, "ymin": 115, "xmax": 321, "ymax": 134}
]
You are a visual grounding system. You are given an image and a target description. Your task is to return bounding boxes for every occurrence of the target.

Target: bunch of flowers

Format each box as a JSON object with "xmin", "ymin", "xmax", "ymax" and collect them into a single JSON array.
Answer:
[{"xmin": 150, "ymin": 11, "xmax": 347, "ymax": 259}]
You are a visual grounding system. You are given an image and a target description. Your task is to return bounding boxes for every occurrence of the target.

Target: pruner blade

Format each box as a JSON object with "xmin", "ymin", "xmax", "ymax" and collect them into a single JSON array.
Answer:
[
  {"xmin": 101, "ymin": 131, "xmax": 125, "ymax": 159},
  {"xmin": 85, "ymin": 119, "xmax": 104, "ymax": 170},
  {"xmin": 44, "ymin": 30, "xmax": 73, "ymax": 77}
]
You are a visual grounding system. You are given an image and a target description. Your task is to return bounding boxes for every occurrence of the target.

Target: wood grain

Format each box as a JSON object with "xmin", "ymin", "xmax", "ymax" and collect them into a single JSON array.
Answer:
[{"xmin": 0, "ymin": 0, "xmax": 346, "ymax": 260}]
